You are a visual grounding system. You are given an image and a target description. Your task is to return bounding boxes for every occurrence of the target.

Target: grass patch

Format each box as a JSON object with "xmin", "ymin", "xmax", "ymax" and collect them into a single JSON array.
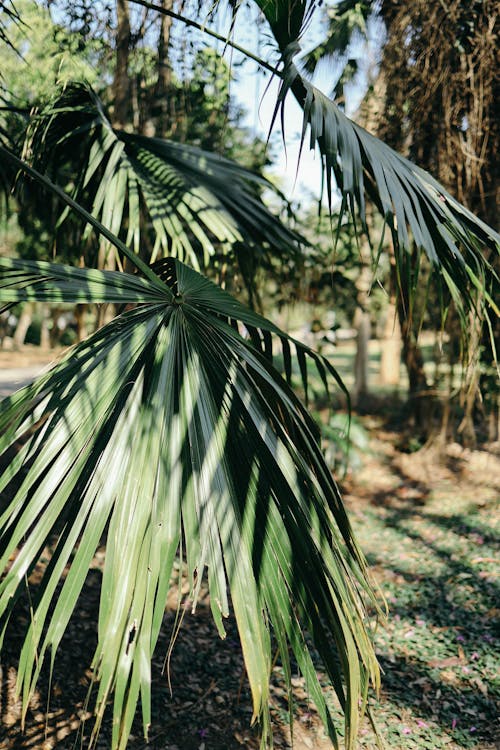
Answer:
[{"xmin": 341, "ymin": 435, "xmax": 499, "ymax": 749}]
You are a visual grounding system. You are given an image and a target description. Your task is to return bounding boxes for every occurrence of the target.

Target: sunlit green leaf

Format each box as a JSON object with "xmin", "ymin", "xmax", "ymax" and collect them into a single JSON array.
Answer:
[
  {"xmin": 0, "ymin": 258, "xmax": 380, "ymax": 750},
  {"xmin": 25, "ymin": 83, "xmax": 304, "ymax": 277}
]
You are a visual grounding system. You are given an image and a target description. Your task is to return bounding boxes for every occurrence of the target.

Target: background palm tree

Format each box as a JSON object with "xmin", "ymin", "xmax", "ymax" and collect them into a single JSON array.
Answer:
[{"xmin": 0, "ymin": 1, "xmax": 498, "ymax": 749}]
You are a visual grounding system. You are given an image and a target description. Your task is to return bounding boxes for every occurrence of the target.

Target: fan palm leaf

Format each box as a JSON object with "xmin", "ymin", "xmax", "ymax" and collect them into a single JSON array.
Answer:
[
  {"xmin": 23, "ymin": 82, "xmax": 303, "ymax": 276},
  {"xmin": 252, "ymin": 0, "xmax": 499, "ymax": 317},
  {"xmin": 0, "ymin": 254, "xmax": 380, "ymax": 750}
]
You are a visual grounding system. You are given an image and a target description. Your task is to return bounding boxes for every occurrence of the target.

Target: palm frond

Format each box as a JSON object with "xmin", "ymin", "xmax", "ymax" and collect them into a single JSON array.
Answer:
[
  {"xmin": 0, "ymin": 143, "xmax": 171, "ymax": 290},
  {"xmin": 0, "ymin": 257, "xmax": 380, "ymax": 750},
  {"xmin": 302, "ymin": 0, "xmax": 373, "ymax": 77},
  {"xmin": 0, "ymin": 1, "xmax": 24, "ymax": 58},
  {"xmin": 0, "ymin": 257, "xmax": 171, "ymax": 308},
  {"xmin": 253, "ymin": 0, "xmax": 499, "ymax": 319},
  {"xmin": 24, "ymin": 82, "xmax": 303, "ymax": 272},
  {"xmin": 0, "ymin": 95, "xmax": 23, "ymax": 206},
  {"xmin": 0, "ymin": 253, "xmax": 347, "ymax": 404}
]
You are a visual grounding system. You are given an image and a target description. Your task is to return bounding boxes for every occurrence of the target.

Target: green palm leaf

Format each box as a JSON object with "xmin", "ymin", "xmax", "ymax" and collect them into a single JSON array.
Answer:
[
  {"xmin": 251, "ymin": 0, "xmax": 499, "ymax": 317},
  {"xmin": 124, "ymin": 0, "xmax": 498, "ymax": 323},
  {"xmin": 25, "ymin": 82, "xmax": 303, "ymax": 274},
  {"xmin": 0, "ymin": 257, "xmax": 380, "ymax": 750},
  {"xmin": 0, "ymin": 256, "xmax": 171, "ymax": 306}
]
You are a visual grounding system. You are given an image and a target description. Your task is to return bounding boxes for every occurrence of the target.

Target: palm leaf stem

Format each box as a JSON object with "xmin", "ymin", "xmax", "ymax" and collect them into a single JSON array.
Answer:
[{"xmin": 128, "ymin": 0, "xmax": 280, "ymax": 76}]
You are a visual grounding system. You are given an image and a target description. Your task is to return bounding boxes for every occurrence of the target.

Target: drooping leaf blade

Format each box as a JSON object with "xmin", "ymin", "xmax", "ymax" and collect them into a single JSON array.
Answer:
[
  {"xmin": 0, "ymin": 257, "xmax": 380, "ymax": 750},
  {"xmin": 24, "ymin": 82, "xmax": 305, "ymax": 278},
  {"xmin": 252, "ymin": 0, "xmax": 499, "ymax": 321}
]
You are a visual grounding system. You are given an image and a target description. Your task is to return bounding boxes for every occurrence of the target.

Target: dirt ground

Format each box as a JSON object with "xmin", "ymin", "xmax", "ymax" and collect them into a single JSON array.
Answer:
[
  {"xmin": 0, "ymin": 348, "xmax": 498, "ymax": 750},
  {"xmin": 0, "ymin": 345, "xmax": 68, "ymax": 370}
]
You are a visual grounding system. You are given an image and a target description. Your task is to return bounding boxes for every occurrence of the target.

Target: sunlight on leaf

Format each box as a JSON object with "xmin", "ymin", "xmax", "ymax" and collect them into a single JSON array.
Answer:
[{"xmin": 0, "ymin": 258, "xmax": 381, "ymax": 749}]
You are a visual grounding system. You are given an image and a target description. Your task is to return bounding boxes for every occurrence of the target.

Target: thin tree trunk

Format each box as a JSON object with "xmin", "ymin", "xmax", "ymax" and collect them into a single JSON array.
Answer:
[
  {"xmin": 379, "ymin": 298, "xmax": 402, "ymax": 387},
  {"xmin": 95, "ymin": 245, "xmax": 117, "ymax": 330},
  {"xmin": 40, "ymin": 304, "xmax": 50, "ymax": 349},
  {"xmin": 489, "ymin": 392, "xmax": 500, "ymax": 443},
  {"xmin": 397, "ymin": 294, "xmax": 433, "ymax": 437},
  {"xmin": 75, "ymin": 304, "xmax": 88, "ymax": 342},
  {"xmin": 49, "ymin": 308, "xmax": 61, "ymax": 347},
  {"xmin": 353, "ymin": 262, "xmax": 372, "ymax": 406},
  {"xmin": 153, "ymin": 0, "xmax": 174, "ymax": 136},
  {"xmin": 458, "ymin": 310, "xmax": 482, "ymax": 448},
  {"xmin": 353, "ymin": 309, "xmax": 371, "ymax": 402},
  {"xmin": 13, "ymin": 304, "xmax": 32, "ymax": 348},
  {"xmin": 480, "ymin": 283, "xmax": 499, "ymax": 443},
  {"xmin": 379, "ymin": 255, "xmax": 401, "ymax": 387},
  {"xmin": 0, "ymin": 314, "xmax": 6, "ymax": 346},
  {"xmin": 113, "ymin": 0, "xmax": 132, "ymax": 128}
]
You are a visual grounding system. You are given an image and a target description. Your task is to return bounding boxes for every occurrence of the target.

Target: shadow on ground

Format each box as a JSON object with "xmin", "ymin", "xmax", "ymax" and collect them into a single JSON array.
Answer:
[
  {"xmin": 1, "ymin": 571, "xmax": 258, "ymax": 750},
  {"xmin": 344, "ymin": 423, "xmax": 499, "ymax": 749},
  {"xmin": 1, "ymin": 569, "xmax": 333, "ymax": 750}
]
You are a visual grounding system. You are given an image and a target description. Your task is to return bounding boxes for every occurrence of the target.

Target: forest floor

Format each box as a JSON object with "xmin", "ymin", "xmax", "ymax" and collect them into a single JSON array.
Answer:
[{"xmin": 0, "ymin": 347, "xmax": 498, "ymax": 750}]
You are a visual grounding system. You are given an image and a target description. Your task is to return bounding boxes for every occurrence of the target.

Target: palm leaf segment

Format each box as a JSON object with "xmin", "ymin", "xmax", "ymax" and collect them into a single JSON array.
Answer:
[
  {"xmin": 26, "ymin": 83, "xmax": 303, "ymax": 273},
  {"xmin": 0, "ymin": 256, "xmax": 380, "ymax": 750},
  {"xmin": 0, "ymin": 1, "xmax": 23, "ymax": 57},
  {"xmin": 254, "ymin": 0, "xmax": 499, "ymax": 315}
]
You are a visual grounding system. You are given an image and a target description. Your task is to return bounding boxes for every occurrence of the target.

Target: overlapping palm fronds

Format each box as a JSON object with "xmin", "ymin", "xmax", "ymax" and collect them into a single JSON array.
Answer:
[
  {"xmin": 23, "ymin": 82, "xmax": 303, "ymax": 277},
  {"xmin": 129, "ymin": 0, "xmax": 498, "ymax": 322},
  {"xmin": 0, "ymin": 251, "xmax": 380, "ymax": 750},
  {"xmin": 2, "ymin": 3, "xmax": 498, "ymax": 750}
]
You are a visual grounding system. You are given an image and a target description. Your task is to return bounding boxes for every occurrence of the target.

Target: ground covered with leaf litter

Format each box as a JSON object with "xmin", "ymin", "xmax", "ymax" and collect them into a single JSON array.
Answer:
[{"xmin": 0, "ymin": 356, "xmax": 498, "ymax": 750}]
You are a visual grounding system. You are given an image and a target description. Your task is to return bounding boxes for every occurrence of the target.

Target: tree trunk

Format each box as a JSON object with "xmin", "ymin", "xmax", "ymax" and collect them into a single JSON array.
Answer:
[
  {"xmin": 353, "ymin": 309, "xmax": 371, "ymax": 403},
  {"xmin": 489, "ymin": 392, "xmax": 500, "ymax": 443},
  {"xmin": 153, "ymin": 0, "xmax": 174, "ymax": 136},
  {"xmin": 95, "ymin": 244, "xmax": 117, "ymax": 331},
  {"xmin": 75, "ymin": 304, "xmax": 88, "ymax": 342},
  {"xmin": 379, "ymin": 298, "xmax": 402, "ymax": 387},
  {"xmin": 13, "ymin": 304, "xmax": 32, "ymax": 348},
  {"xmin": 480, "ymin": 280, "xmax": 499, "ymax": 444},
  {"xmin": 458, "ymin": 310, "xmax": 482, "ymax": 448},
  {"xmin": 397, "ymin": 295, "xmax": 433, "ymax": 437},
  {"xmin": 40, "ymin": 304, "xmax": 50, "ymax": 349},
  {"xmin": 113, "ymin": 0, "xmax": 132, "ymax": 128},
  {"xmin": 352, "ymin": 262, "xmax": 372, "ymax": 406}
]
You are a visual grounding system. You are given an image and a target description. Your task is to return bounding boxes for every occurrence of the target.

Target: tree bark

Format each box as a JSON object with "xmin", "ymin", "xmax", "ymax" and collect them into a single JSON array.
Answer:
[
  {"xmin": 75, "ymin": 304, "xmax": 88, "ymax": 343},
  {"xmin": 113, "ymin": 0, "xmax": 132, "ymax": 128},
  {"xmin": 458, "ymin": 310, "xmax": 482, "ymax": 448},
  {"xmin": 396, "ymin": 294, "xmax": 433, "ymax": 436},
  {"xmin": 352, "ymin": 261, "xmax": 372, "ymax": 405},
  {"xmin": 153, "ymin": 0, "xmax": 174, "ymax": 136},
  {"xmin": 40, "ymin": 304, "xmax": 50, "ymax": 349},
  {"xmin": 353, "ymin": 308, "xmax": 371, "ymax": 402}
]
